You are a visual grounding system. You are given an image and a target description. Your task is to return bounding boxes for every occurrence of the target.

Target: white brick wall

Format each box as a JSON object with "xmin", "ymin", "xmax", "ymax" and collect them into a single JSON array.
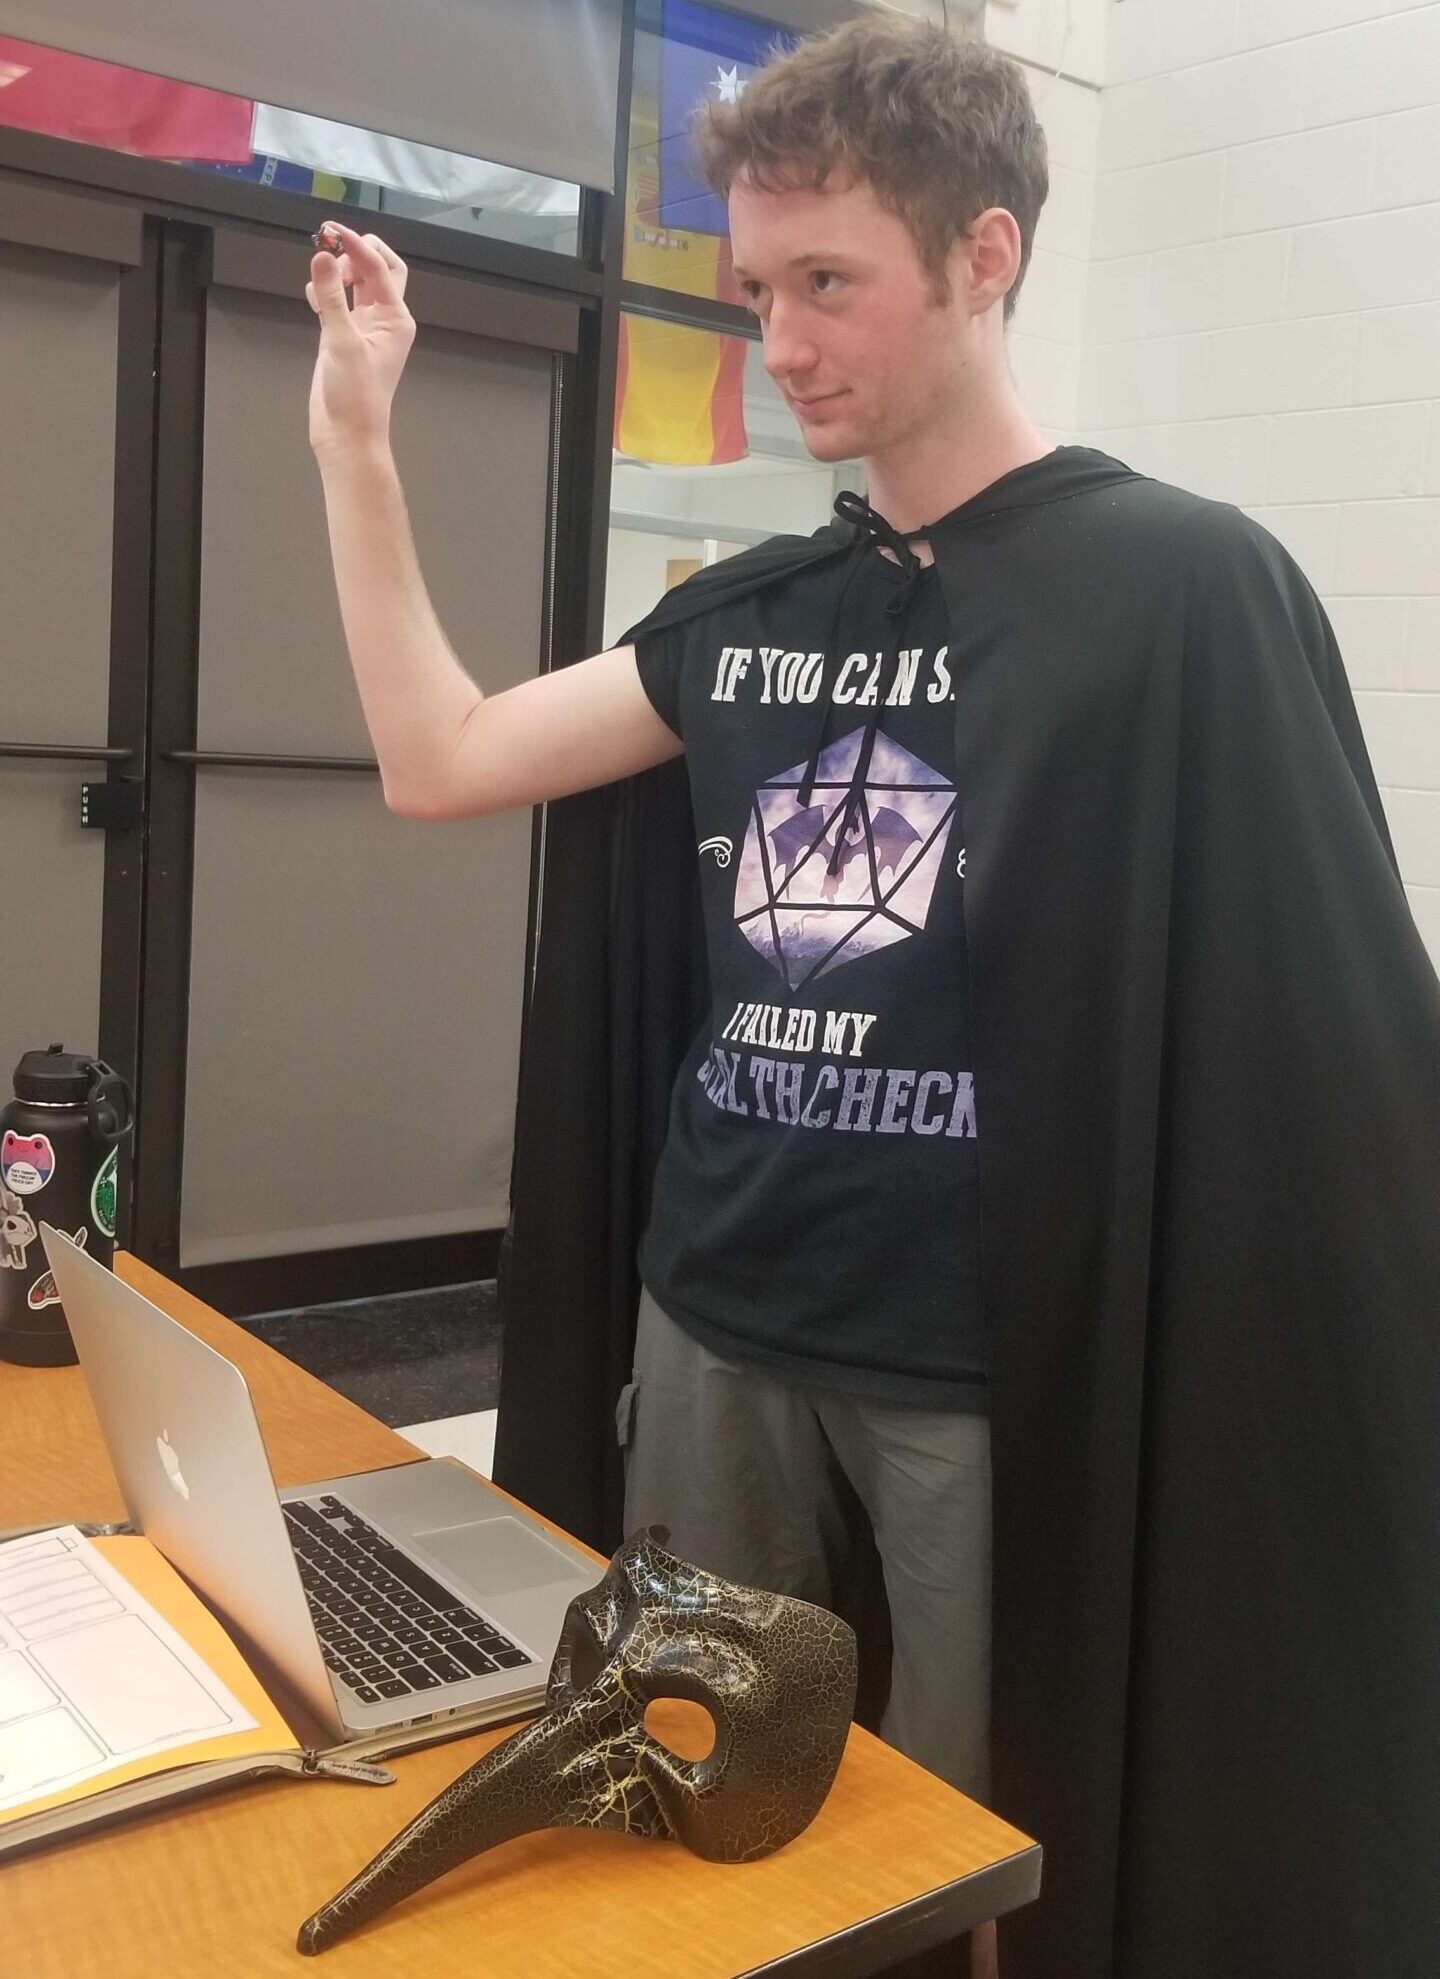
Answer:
[
  {"xmin": 1069, "ymin": 0, "xmax": 1440, "ymax": 966},
  {"xmin": 989, "ymin": 0, "xmax": 1107, "ymax": 435}
]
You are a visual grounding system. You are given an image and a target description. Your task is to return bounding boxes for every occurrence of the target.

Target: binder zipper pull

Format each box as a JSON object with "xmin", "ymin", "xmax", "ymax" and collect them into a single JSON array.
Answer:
[{"xmin": 300, "ymin": 1749, "xmax": 395, "ymax": 1785}]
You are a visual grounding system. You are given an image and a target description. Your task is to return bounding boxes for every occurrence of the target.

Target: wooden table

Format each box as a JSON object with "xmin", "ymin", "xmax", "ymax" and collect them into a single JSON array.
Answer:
[{"xmin": 0, "ymin": 1256, "xmax": 1041, "ymax": 1977}]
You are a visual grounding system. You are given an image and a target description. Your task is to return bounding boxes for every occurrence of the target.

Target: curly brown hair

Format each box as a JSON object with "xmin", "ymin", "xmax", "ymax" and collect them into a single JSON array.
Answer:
[{"xmin": 692, "ymin": 15, "xmax": 1049, "ymax": 326}]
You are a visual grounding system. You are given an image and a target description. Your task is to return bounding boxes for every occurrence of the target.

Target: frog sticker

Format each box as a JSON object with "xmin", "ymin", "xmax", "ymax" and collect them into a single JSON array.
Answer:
[{"xmin": 1, "ymin": 1131, "xmax": 54, "ymax": 1196}]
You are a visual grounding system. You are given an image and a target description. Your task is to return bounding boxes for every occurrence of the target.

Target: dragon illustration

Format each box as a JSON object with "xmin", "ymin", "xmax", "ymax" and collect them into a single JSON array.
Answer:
[{"xmin": 769, "ymin": 802, "xmax": 922, "ymax": 905}]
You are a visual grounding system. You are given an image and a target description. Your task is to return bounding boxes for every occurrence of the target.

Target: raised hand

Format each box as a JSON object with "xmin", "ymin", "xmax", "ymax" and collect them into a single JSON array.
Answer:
[{"xmin": 305, "ymin": 223, "xmax": 417, "ymax": 463}]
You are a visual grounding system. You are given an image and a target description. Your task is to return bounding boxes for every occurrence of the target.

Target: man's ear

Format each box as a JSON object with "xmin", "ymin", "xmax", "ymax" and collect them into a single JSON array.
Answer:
[{"xmin": 952, "ymin": 207, "xmax": 1022, "ymax": 318}]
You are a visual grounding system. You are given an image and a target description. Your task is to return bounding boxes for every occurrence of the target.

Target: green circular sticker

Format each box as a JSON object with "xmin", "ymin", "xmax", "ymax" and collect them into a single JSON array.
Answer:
[{"xmin": 91, "ymin": 1146, "xmax": 118, "ymax": 1239}]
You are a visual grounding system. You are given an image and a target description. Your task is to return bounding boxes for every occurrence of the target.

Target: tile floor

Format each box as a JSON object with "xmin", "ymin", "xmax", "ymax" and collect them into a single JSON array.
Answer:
[{"xmin": 395, "ymin": 1407, "xmax": 497, "ymax": 1477}]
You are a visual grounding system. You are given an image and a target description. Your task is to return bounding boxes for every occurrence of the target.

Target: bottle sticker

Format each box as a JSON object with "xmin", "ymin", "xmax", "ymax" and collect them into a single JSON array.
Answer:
[
  {"xmin": 2, "ymin": 1131, "xmax": 55, "ymax": 1195},
  {"xmin": 27, "ymin": 1225, "xmax": 87, "ymax": 1310},
  {"xmin": 1, "ymin": 1185, "xmax": 37, "ymax": 1270},
  {"xmin": 91, "ymin": 1146, "xmax": 118, "ymax": 1239}
]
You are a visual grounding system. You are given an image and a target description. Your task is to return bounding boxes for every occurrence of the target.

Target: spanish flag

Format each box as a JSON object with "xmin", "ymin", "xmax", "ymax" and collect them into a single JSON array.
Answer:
[{"xmin": 613, "ymin": 86, "xmax": 748, "ymax": 468}]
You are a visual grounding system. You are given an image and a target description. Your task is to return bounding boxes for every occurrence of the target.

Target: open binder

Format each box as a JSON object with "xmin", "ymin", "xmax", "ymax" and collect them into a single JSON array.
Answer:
[{"xmin": 0, "ymin": 1521, "xmax": 538, "ymax": 1861}]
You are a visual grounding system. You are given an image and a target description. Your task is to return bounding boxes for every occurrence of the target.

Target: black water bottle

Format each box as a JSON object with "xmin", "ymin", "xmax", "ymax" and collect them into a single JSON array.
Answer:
[{"xmin": 0, "ymin": 1045, "xmax": 134, "ymax": 1366}]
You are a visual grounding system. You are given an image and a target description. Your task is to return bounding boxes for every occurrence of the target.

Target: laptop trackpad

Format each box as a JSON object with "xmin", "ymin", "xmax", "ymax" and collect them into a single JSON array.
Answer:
[{"xmin": 413, "ymin": 1516, "xmax": 583, "ymax": 1595}]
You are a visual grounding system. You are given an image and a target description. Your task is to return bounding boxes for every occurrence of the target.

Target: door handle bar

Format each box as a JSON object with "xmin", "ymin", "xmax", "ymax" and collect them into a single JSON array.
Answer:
[
  {"xmin": 0, "ymin": 742, "xmax": 133, "ymax": 762},
  {"xmin": 165, "ymin": 750, "xmax": 378, "ymax": 773}
]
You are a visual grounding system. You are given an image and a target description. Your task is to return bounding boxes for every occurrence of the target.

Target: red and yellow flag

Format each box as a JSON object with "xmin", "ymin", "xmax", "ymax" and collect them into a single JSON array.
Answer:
[
  {"xmin": 614, "ymin": 88, "xmax": 748, "ymax": 468},
  {"xmin": 0, "ymin": 35, "xmax": 253, "ymax": 161}
]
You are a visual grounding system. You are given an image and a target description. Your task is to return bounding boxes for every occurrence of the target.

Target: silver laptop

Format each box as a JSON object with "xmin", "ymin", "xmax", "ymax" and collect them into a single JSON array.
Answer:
[{"xmin": 40, "ymin": 1226, "xmax": 599, "ymax": 1744}]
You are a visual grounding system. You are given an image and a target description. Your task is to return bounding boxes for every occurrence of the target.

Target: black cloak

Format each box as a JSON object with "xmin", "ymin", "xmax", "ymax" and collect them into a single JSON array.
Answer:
[{"xmin": 495, "ymin": 448, "xmax": 1440, "ymax": 1978}]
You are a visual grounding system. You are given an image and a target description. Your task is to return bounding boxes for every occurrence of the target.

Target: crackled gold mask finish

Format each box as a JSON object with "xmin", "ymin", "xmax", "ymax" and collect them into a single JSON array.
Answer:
[{"xmin": 297, "ymin": 1528, "xmax": 858, "ymax": 1953}]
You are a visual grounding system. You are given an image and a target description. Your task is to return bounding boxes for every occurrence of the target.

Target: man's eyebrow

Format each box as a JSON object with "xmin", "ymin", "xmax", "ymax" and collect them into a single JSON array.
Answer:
[{"xmin": 731, "ymin": 251, "xmax": 855, "ymax": 282}]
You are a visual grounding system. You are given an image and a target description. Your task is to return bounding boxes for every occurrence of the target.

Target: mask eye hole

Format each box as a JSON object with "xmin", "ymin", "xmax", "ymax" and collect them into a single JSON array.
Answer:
[{"xmin": 643, "ymin": 1698, "xmax": 717, "ymax": 1765}]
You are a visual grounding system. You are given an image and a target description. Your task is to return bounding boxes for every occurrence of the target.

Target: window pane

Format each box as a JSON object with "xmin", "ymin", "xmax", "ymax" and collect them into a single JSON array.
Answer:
[
  {"xmin": 605, "ymin": 314, "xmax": 861, "ymax": 648},
  {"xmin": 623, "ymin": 0, "xmax": 789, "ymax": 300},
  {"xmin": 0, "ymin": 34, "xmax": 578, "ymax": 253}
]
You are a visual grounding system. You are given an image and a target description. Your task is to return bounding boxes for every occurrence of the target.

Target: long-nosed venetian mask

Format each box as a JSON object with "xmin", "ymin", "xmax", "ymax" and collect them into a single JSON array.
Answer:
[{"xmin": 297, "ymin": 1528, "xmax": 859, "ymax": 1954}]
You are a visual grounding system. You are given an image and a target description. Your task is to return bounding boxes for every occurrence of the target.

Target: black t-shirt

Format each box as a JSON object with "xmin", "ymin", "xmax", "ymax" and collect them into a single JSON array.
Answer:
[{"xmin": 634, "ymin": 542, "xmax": 984, "ymax": 1409}]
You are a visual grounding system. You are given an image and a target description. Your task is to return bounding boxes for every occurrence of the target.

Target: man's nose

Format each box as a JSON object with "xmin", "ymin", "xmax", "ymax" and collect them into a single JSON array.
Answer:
[{"xmin": 761, "ymin": 303, "xmax": 818, "ymax": 383}]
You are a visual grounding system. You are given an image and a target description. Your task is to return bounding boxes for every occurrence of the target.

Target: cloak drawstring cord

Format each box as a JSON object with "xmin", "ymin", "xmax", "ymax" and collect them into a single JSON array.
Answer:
[{"xmin": 799, "ymin": 492, "xmax": 933, "ymax": 874}]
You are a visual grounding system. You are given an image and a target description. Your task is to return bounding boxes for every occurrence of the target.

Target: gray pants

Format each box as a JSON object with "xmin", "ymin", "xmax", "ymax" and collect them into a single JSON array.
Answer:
[{"xmin": 619, "ymin": 1288, "xmax": 992, "ymax": 1800}]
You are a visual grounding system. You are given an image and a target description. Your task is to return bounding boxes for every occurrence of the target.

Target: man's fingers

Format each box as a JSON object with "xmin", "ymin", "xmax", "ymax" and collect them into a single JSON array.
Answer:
[
  {"xmin": 360, "ymin": 233, "xmax": 409, "ymax": 300},
  {"xmin": 309, "ymin": 250, "xmax": 356, "ymax": 329},
  {"xmin": 315, "ymin": 224, "xmax": 405, "ymax": 307}
]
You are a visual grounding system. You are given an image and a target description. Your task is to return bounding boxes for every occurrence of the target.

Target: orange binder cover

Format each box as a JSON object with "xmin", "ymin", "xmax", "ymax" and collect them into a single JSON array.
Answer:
[{"xmin": 0, "ymin": 1533, "xmax": 299, "ymax": 1830}]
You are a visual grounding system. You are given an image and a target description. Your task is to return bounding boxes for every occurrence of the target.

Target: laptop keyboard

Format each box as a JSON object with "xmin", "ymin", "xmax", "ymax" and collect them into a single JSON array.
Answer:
[{"xmin": 283, "ymin": 1495, "xmax": 532, "ymax": 1705}]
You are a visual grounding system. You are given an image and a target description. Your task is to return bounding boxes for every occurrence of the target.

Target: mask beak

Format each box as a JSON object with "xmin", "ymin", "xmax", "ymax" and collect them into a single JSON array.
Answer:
[{"xmin": 296, "ymin": 1695, "xmax": 644, "ymax": 1955}]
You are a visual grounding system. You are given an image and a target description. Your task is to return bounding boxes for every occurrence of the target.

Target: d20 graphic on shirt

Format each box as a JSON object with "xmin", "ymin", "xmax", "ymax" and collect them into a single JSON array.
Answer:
[{"xmin": 733, "ymin": 728, "xmax": 957, "ymax": 989}]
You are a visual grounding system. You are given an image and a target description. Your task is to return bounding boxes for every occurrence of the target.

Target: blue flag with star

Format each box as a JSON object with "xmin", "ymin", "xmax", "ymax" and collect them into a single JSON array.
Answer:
[{"xmin": 652, "ymin": 0, "xmax": 788, "ymax": 236}]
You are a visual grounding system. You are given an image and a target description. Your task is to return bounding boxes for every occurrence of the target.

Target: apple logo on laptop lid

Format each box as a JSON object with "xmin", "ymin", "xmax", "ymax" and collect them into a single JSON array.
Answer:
[{"xmin": 157, "ymin": 1430, "xmax": 190, "ymax": 1501}]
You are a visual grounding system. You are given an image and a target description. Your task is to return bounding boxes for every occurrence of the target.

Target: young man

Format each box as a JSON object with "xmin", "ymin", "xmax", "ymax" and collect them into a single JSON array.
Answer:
[{"xmin": 308, "ymin": 20, "xmax": 1438, "ymax": 1979}]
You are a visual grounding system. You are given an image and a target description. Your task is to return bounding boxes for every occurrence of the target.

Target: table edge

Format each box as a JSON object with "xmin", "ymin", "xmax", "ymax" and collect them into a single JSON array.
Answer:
[{"xmin": 735, "ymin": 1842, "xmax": 1044, "ymax": 1978}]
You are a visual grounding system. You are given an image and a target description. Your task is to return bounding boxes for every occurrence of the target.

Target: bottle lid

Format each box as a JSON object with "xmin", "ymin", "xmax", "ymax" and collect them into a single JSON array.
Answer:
[{"xmin": 12, "ymin": 1044, "xmax": 96, "ymax": 1105}]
